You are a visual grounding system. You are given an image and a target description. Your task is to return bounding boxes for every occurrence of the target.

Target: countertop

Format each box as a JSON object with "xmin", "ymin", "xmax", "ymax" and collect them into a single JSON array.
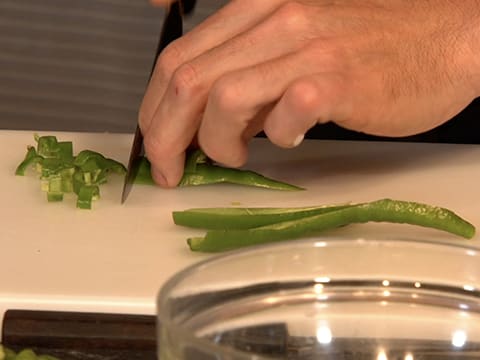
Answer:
[{"xmin": 1, "ymin": 130, "xmax": 480, "ymax": 320}]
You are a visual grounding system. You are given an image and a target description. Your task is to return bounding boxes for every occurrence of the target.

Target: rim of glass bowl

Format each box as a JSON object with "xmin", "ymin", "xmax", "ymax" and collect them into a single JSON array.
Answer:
[{"xmin": 157, "ymin": 237, "xmax": 480, "ymax": 359}]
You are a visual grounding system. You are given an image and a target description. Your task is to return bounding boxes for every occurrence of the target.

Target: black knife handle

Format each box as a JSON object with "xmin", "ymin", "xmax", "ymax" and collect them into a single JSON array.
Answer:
[
  {"xmin": 2, "ymin": 310, "xmax": 156, "ymax": 351},
  {"xmin": 182, "ymin": 0, "xmax": 197, "ymax": 16}
]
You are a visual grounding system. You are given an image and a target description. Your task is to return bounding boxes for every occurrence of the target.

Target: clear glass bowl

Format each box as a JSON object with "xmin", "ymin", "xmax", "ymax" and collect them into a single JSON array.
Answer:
[{"xmin": 157, "ymin": 238, "xmax": 480, "ymax": 359}]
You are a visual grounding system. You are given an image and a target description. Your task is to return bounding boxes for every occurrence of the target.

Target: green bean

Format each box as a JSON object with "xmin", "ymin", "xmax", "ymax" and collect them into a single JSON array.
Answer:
[{"xmin": 185, "ymin": 199, "xmax": 476, "ymax": 252}]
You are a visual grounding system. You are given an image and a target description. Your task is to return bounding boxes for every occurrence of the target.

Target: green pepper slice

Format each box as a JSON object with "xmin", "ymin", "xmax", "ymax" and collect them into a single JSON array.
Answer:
[
  {"xmin": 134, "ymin": 150, "xmax": 303, "ymax": 191},
  {"xmin": 183, "ymin": 199, "xmax": 476, "ymax": 252},
  {"xmin": 173, "ymin": 204, "xmax": 351, "ymax": 230}
]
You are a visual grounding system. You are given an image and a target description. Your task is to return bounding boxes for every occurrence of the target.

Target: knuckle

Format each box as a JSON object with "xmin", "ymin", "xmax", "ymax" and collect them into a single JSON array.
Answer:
[
  {"xmin": 155, "ymin": 42, "xmax": 183, "ymax": 79},
  {"xmin": 275, "ymin": 1, "xmax": 309, "ymax": 33},
  {"xmin": 285, "ymin": 80, "xmax": 322, "ymax": 114},
  {"xmin": 170, "ymin": 62, "xmax": 200, "ymax": 97},
  {"xmin": 143, "ymin": 133, "xmax": 169, "ymax": 163},
  {"xmin": 210, "ymin": 77, "xmax": 245, "ymax": 113},
  {"xmin": 138, "ymin": 104, "xmax": 151, "ymax": 133}
]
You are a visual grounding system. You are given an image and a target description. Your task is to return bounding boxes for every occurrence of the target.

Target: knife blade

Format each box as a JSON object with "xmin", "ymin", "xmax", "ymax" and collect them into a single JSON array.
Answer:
[{"xmin": 121, "ymin": 1, "xmax": 186, "ymax": 204}]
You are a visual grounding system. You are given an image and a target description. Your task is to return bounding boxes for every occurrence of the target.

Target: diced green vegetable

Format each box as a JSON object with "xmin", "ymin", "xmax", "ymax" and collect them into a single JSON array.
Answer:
[
  {"xmin": 15, "ymin": 349, "xmax": 37, "ymax": 360},
  {"xmin": 16, "ymin": 135, "xmax": 126, "ymax": 209},
  {"xmin": 175, "ymin": 199, "xmax": 476, "ymax": 252},
  {"xmin": 0, "ymin": 346, "xmax": 59, "ymax": 360},
  {"xmin": 77, "ymin": 185, "xmax": 100, "ymax": 209},
  {"xmin": 15, "ymin": 147, "xmax": 42, "ymax": 176}
]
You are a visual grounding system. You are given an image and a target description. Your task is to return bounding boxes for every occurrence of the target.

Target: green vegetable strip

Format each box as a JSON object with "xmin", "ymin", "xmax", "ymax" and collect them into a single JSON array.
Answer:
[
  {"xmin": 187, "ymin": 199, "xmax": 476, "ymax": 252},
  {"xmin": 178, "ymin": 164, "xmax": 304, "ymax": 191},
  {"xmin": 133, "ymin": 151, "xmax": 303, "ymax": 191},
  {"xmin": 183, "ymin": 149, "xmax": 207, "ymax": 173},
  {"xmin": 173, "ymin": 204, "xmax": 351, "ymax": 230},
  {"xmin": 134, "ymin": 157, "xmax": 156, "ymax": 185}
]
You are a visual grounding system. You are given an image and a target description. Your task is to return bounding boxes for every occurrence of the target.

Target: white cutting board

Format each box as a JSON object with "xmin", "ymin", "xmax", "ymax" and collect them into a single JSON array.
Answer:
[{"xmin": 1, "ymin": 130, "xmax": 480, "ymax": 319}]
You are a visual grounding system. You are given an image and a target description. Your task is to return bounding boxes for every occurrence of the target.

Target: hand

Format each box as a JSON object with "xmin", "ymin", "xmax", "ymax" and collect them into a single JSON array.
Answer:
[
  {"xmin": 149, "ymin": 0, "xmax": 172, "ymax": 6},
  {"xmin": 139, "ymin": 0, "xmax": 480, "ymax": 187}
]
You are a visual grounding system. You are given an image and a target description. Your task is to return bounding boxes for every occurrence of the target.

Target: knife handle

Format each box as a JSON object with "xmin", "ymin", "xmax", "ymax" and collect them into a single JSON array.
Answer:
[
  {"xmin": 2, "ymin": 310, "xmax": 156, "ymax": 351},
  {"xmin": 182, "ymin": 0, "xmax": 197, "ymax": 15}
]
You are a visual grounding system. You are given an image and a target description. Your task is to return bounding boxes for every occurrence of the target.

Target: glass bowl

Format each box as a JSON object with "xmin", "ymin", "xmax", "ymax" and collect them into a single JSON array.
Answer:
[{"xmin": 157, "ymin": 238, "xmax": 480, "ymax": 359}]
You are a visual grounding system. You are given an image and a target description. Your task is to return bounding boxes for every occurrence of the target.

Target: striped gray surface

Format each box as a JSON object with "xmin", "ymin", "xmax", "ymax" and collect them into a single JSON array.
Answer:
[{"xmin": 0, "ymin": 0, "xmax": 225, "ymax": 133}]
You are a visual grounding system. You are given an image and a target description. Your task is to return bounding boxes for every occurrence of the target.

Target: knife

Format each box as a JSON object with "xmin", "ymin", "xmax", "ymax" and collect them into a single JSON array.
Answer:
[{"xmin": 121, "ymin": 1, "xmax": 191, "ymax": 204}]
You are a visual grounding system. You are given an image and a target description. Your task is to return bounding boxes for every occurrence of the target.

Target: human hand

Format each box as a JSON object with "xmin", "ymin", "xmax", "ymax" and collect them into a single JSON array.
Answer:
[
  {"xmin": 149, "ymin": 0, "xmax": 172, "ymax": 6},
  {"xmin": 139, "ymin": 0, "xmax": 480, "ymax": 187}
]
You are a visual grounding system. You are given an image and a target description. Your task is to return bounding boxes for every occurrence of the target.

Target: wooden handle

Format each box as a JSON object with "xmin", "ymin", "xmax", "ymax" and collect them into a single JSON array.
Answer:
[{"xmin": 2, "ymin": 310, "xmax": 156, "ymax": 359}]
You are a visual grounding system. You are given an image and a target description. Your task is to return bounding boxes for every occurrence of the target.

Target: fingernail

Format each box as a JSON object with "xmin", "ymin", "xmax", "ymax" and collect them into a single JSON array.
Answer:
[
  {"xmin": 151, "ymin": 167, "xmax": 169, "ymax": 187},
  {"xmin": 292, "ymin": 134, "xmax": 304, "ymax": 147}
]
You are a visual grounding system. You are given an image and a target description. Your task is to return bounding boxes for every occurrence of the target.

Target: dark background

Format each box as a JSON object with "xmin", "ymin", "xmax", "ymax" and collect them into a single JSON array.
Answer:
[
  {"xmin": 308, "ymin": 98, "xmax": 480, "ymax": 144},
  {"xmin": 1, "ymin": 0, "xmax": 478, "ymax": 144}
]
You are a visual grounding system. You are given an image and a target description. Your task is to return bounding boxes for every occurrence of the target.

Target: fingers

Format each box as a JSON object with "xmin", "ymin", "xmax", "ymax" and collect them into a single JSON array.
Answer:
[
  {"xmin": 149, "ymin": 0, "xmax": 172, "ymax": 6},
  {"xmin": 263, "ymin": 73, "xmax": 350, "ymax": 148},
  {"xmin": 198, "ymin": 51, "xmax": 351, "ymax": 167},
  {"xmin": 143, "ymin": 1, "xmax": 322, "ymax": 186},
  {"xmin": 139, "ymin": 0, "xmax": 285, "ymax": 134}
]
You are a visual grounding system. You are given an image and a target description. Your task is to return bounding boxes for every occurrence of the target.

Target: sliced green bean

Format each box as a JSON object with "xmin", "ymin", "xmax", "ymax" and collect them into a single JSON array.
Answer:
[
  {"xmin": 186, "ymin": 199, "xmax": 476, "ymax": 252},
  {"xmin": 173, "ymin": 204, "xmax": 351, "ymax": 230}
]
